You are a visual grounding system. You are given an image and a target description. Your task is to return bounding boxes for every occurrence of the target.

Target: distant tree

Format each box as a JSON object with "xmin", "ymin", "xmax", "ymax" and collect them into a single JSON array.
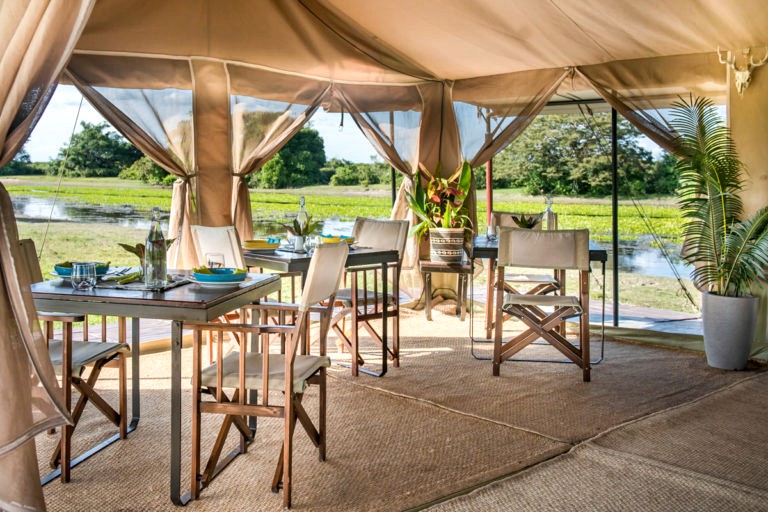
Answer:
[
  {"xmin": 119, "ymin": 155, "xmax": 176, "ymax": 186},
  {"xmin": 0, "ymin": 146, "xmax": 43, "ymax": 176},
  {"xmin": 491, "ymin": 113, "xmax": 674, "ymax": 196},
  {"xmin": 48, "ymin": 122, "xmax": 142, "ymax": 177},
  {"xmin": 327, "ymin": 158, "xmax": 381, "ymax": 186},
  {"xmin": 249, "ymin": 128, "xmax": 326, "ymax": 189}
]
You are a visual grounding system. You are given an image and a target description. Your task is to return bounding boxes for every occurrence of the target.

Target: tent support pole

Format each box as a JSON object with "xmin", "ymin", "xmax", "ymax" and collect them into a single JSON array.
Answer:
[
  {"xmin": 485, "ymin": 159, "xmax": 493, "ymax": 223},
  {"xmin": 611, "ymin": 108, "xmax": 619, "ymax": 327},
  {"xmin": 391, "ymin": 166, "xmax": 396, "ymax": 206}
]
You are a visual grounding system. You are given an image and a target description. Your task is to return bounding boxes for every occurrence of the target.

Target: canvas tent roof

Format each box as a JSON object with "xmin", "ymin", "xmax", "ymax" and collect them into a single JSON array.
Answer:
[{"xmin": 3, "ymin": 0, "xmax": 767, "ymax": 275}]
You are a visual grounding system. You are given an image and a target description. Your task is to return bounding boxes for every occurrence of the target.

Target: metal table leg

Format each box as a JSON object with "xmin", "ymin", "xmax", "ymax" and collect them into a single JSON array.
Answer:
[{"xmin": 170, "ymin": 320, "xmax": 189, "ymax": 506}]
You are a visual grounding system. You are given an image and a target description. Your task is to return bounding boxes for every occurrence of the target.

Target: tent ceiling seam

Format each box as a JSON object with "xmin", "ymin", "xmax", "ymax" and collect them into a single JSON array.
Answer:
[
  {"xmin": 549, "ymin": 0, "xmax": 615, "ymax": 62},
  {"xmin": 71, "ymin": 49, "xmax": 428, "ymax": 87},
  {"xmin": 297, "ymin": 0, "xmax": 437, "ymax": 82}
]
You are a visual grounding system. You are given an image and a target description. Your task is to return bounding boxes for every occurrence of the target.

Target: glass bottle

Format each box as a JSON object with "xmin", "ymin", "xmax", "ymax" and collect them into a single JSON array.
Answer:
[
  {"xmin": 144, "ymin": 207, "xmax": 167, "ymax": 289},
  {"xmin": 296, "ymin": 195, "xmax": 309, "ymax": 234},
  {"xmin": 543, "ymin": 195, "xmax": 555, "ymax": 231}
]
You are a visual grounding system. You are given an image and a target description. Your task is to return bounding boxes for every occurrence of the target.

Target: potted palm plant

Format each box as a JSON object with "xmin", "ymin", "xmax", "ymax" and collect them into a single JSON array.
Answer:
[
  {"xmin": 405, "ymin": 161, "xmax": 473, "ymax": 262},
  {"xmin": 672, "ymin": 96, "xmax": 768, "ymax": 370}
]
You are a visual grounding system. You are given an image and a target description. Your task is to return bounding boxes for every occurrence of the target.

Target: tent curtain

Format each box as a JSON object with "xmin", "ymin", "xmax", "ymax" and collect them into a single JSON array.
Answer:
[
  {"xmin": 0, "ymin": 0, "xmax": 94, "ymax": 166},
  {"xmin": 0, "ymin": 184, "xmax": 72, "ymax": 510},
  {"xmin": 0, "ymin": 2, "xmax": 89, "ymax": 508},
  {"xmin": 576, "ymin": 52, "xmax": 726, "ymax": 154},
  {"xmin": 453, "ymin": 67, "xmax": 572, "ymax": 167},
  {"xmin": 65, "ymin": 55, "xmax": 198, "ymax": 268},
  {"xmin": 332, "ymin": 83, "xmax": 423, "ymax": 176},
  {"xmin": 228, "ymin": 65, "xmax": 331, "ymax": 241}
]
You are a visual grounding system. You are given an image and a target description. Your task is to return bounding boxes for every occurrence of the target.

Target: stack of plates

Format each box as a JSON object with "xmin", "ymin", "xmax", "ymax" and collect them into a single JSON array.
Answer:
[
  {"xmin": 191, "ymin": 267, "xmax": 248, "ymax": 288},
  {"xmin": 243, "ymin": 237, "xmax": 281, "ymax": 252},
  {"xmin": 320, "ymin": 235, "xmax": 355, "ymax": 245}
]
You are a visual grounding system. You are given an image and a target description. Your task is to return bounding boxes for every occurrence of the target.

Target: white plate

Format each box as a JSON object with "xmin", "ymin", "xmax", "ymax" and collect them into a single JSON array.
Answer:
[
  {"xmin": 189, "ymin": 276, "xmax": 252, "ymax": 288},
  {"xmin": 50, "ymin": 271, "xmax": 71, "ymax": 280}
]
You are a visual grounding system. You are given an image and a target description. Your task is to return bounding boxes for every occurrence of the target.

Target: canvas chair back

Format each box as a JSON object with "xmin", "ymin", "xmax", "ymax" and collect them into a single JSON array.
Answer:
[
  {"xmin": 497, "ymin": 227, "xmax": 590, "ymax": 270},
  {"xmin": 299, "ymin": 241, "xmax": 349, "ymax": 312},
  {"xmin": 19, "ymin": 238, "xmax": 44, "ymax": 283},
  {"xmin": 190, "ymin": 225, "xmax": 246, "ymax": 269},
  {"xmin": 351, "ymin": 217, "xmax": 409, "ymax": 264}
]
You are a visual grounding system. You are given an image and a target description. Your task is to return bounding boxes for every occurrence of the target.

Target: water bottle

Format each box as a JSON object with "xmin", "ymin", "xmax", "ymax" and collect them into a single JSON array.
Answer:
[{"xmin": 144, "ymin": 207, "xmax": 167, "ymax": 289}]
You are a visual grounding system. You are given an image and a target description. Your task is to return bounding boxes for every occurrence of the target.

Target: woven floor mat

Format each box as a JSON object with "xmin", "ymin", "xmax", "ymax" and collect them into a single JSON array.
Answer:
[
  {"xmin": 427, "ymin": 373, "xmax": 768, "ymax": 511},
  {"xmin": 330, "ymin": 330, "xmax": 760, "ymax": 443},
  {"xmin": 40, "ymin": 347, "xmax": 567, "ymax": 511},
  {"xmin": 426, "ymin": 442, "xmax": 768, "ymax": 512}
]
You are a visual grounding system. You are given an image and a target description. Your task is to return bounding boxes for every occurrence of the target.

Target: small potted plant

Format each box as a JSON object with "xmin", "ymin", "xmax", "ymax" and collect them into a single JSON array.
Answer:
[
  {"xmin": 405, "ymin": 161, "xmax": 473, "ymax": 262},
  {"xmin": 283, "ymin": 214, "xmax": 319, "ymax": 252},
  {"xmin": 672, "ymin": 96, "xmax": 768, "ymax": 370}
]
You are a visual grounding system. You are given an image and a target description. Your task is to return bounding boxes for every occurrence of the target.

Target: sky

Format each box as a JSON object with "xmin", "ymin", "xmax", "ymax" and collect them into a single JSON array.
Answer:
[{"xmin": 24, "ymin": 85, "xmax": 379, "ymax": 163}]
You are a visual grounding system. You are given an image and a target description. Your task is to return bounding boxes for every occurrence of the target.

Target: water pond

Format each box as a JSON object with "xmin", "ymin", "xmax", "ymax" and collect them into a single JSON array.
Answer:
[{"xmin": 12, "ymin": 195, "xmax": 691, "ymax": 279}]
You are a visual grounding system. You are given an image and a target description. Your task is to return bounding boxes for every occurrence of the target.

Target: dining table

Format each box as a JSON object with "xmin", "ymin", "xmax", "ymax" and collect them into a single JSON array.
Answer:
[
  {"xmin": 31, "ymin": 271, "xmax": 281, "ymax": 506},
  {"xmin": 244, "ymin": 245, "xmax": 399, "ymax": 377}
]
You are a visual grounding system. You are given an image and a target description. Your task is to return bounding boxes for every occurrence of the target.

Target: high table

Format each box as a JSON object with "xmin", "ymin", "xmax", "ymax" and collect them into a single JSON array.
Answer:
[
  {"xmin": 471, "ymin": 235, "xmax": 607, "ymax": 355},
  {"xmin": 31, "ymin": 272, "xmax": 281, "ymax": 506},
  {"xmin": 244, "ymin": 246, "xmax": 399, "ymax": 376}
]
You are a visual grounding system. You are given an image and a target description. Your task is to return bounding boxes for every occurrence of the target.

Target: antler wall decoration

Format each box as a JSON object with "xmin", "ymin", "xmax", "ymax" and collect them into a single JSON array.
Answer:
[{"xmin": 717, "ymin": 46, "xmax": 768, "ymax": 97}]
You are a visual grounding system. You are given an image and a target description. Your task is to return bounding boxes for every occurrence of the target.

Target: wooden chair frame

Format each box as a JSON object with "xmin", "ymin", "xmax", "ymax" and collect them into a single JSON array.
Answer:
[
  {"xmin": 20, "ymin": 239, "xmax": 128, "ymax": 483},
  {"xmin": 188, "ymin": 242, "xmax": 347, "ymax": 508},
  {"xmin": 492, "ymin": 228, "xmax": 591, "ymax": 382}
]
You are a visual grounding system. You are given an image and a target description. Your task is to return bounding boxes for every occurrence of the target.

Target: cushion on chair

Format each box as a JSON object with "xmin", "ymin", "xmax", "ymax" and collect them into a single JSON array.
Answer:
[
  {"xmin": 333, "ymin": 287, "xmax": 393, "ymax": 305},
  {"xmin": 200, "ymin": 352, "xmax": 331, "ymax": 393},
  {"xmin": 48, "ymin": 340, "xmax": 129, "ymax": 374},
  {"xmin": 502, "ymin": 293, "xmax": 582, "ymax": 315}
]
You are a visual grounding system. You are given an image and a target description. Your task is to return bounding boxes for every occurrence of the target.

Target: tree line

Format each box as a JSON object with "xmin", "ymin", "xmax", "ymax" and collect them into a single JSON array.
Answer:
[{"xmin": 2, "ymin": 114, "xmax": 677, "ymax": 197}]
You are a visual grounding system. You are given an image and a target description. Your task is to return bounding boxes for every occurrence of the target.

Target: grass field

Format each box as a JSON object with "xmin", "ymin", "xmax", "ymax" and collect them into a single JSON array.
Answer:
[
  {"xmin": 3, "ymin": 176, "xmax": 698, "ymax": 314},
  {"xmin": 3, "ymin": 176, "xmax": 684, "ymax": 244}
]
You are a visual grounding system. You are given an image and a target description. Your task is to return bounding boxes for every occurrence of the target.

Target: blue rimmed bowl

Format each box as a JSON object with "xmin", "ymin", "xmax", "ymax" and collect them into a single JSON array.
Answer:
[
  {"xmin": 54, "ymin": 262, "xmax": 110, "ymax": 277},
  {"xmin": 192, "ymin": 267, "xmax": 247, "ymax": 283}
]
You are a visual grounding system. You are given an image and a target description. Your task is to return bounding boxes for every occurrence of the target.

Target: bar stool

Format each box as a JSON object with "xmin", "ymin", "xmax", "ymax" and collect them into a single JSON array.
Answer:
[{"xmin": 419, "ymin": 260, "xmax": 472, "ymax": 321}]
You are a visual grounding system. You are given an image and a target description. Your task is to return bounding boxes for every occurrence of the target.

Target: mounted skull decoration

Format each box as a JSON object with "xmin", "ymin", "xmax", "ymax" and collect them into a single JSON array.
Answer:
[{"xmin": 717, "ymin": 46, "xmax": 768, "ymax": 97}]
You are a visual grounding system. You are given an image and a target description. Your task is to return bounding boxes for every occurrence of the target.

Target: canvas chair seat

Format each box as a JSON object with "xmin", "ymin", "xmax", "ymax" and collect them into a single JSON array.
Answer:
[
  {"xmin": 200, "ymin": 352, "xmax": 330, "ymax": 393},
  {"xmin": 48, "ymin": 340, "xmax": 129, "ymax": 375},
  {"xmin": 503, "ymin": 293, "xmax": 582, "ymax": 313},
  {"xmin": 503, "ymin": 273, "xmax": 559, "ymax": 285}
]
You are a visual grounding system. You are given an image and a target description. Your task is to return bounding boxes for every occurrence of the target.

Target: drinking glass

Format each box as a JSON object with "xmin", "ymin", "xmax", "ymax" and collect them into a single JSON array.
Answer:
[
  {"xmin": 205, "ymin": 252, "xmax": 225, "ymax": 268},
  {"xmin": 486, "ymin": 224, "xmax": 497, "ymax": 241},
  {"xmin": 71, "ymin": 262, "xmax": 96, "ymax": 291}
]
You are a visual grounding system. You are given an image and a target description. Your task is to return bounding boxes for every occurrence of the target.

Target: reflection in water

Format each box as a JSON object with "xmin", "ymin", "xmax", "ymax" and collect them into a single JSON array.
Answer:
[
  {"xmin": 12, "ymin": 195, "xmax": 151, "ymax": 229},
  {"xmin": 13, "ymin": 195, "xmax": 690, "ymax": 279}
]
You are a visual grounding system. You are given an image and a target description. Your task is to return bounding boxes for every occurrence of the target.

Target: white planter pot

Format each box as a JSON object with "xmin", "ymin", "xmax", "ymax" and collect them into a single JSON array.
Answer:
[
  {"xmin": 293, "ymin": 235, "xmax": 305, "ymax": 252},
  {"xmin": 429, "ymin": 228, "xmax": 465, "ymax": 263},
  {"xmin": 702, "ymin": 292, "xmax": 758, "ymax": 370}
]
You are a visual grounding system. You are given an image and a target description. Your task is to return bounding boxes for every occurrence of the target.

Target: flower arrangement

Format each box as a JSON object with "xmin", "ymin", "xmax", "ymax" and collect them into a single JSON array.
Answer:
[{"xmin": 405, "ymin": 161, "xmax": 473, "ymax": 240}]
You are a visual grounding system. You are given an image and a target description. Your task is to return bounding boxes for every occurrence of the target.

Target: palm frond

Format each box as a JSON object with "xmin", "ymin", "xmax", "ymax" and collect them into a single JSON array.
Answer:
[{"xmin": 670, "ymin": 96, "xmax": 768, "ymax": 296}]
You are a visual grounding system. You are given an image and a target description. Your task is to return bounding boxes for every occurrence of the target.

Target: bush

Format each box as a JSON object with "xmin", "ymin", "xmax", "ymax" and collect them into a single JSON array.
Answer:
[{"xmin": 119, "ymin": 156, "xmax": 176, "ymax": 186}]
